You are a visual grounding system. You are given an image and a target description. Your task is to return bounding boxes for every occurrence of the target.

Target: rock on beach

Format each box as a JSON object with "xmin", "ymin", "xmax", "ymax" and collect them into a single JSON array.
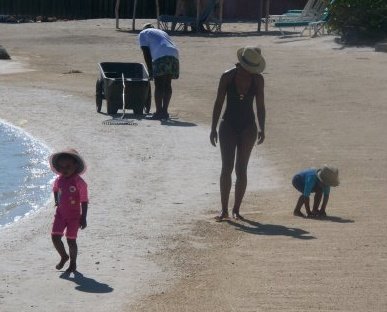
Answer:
[{"xmin": 0, "ymin": 46, "xmax": 11, "ymax": 59}]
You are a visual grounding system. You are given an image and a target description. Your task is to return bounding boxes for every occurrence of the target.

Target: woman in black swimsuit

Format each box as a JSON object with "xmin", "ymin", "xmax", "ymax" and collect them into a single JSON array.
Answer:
[{"xmin": 210, "ymin": 47, "xmax": 266, "ymax": 221}]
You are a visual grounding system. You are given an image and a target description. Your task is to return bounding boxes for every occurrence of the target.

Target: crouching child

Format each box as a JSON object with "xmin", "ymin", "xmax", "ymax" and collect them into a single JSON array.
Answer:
[{"xmin": 292, "ymin": 165, "xmax": 339, "ymax": 218}]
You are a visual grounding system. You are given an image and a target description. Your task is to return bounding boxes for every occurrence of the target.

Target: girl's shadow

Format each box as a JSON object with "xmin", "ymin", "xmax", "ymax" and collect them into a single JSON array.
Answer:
[
  {"xmin": 60, "ymin": 271, "xmax": 113, "ymax": 293},
  {"xmin": 227, "ymin": 218, "xmax": 316, "ymax": 240}
]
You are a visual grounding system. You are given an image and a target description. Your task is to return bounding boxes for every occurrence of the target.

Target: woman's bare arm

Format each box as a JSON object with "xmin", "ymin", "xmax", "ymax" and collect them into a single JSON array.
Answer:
[
  {"xmin": 255, "ymin": 74, "xmax": 265, "ymax": 144},
  {"xmin": 210, "ymin": 72, "xmax": 230, "ymax": 146}
]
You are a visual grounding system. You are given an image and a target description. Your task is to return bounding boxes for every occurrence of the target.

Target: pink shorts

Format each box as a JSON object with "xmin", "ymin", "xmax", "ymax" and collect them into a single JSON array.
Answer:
[{"xmin": 51, "ymin": 213, "xmax": 80, "ymax": 239}]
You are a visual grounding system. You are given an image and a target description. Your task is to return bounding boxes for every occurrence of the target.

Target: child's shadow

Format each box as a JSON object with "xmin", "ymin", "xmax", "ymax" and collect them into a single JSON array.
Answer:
[
  {"xmin": 227, "ymin": 218, "xmax": 316, "ymax": 240},
  {"xmin": 310, "ymin": 215, "xmax": 354, "ymax": 223},
  {"xmin": 60, "ymin": 271, "xmax": 114, "ymax": 293}
]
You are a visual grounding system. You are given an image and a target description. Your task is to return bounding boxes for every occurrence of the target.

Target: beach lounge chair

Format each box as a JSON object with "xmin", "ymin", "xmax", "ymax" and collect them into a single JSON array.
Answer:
[
  {"xmin": 265, "ymin": 0, "xmax": 326, "ymax": 24},
  {"xmin": 308, "ymin": 11, "xmax": 331, "ymax": 37},
  {"xmin": 158, "ymin": 0, "xmax": 221, "ymax": 32},
  {"xmin": 273, "ymin": 1, "xmax": 332, "ymax": 37}
]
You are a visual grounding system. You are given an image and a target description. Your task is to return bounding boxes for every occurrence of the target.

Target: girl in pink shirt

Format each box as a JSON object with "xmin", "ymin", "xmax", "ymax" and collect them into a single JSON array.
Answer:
[{"xmin": 49, "ymin": 149, "xmax": 88, "ymax": 273}]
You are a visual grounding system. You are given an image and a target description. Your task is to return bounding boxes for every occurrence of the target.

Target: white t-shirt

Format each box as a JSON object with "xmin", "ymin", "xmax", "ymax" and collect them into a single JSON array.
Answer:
[{"xmin": 138, "ymin": 28, "xmax": 179, "ymax": 61}]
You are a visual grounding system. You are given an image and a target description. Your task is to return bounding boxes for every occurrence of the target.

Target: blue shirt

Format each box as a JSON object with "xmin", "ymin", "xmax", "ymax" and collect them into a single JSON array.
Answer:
[{"xmin": 295, "ymin": 168, "xmax": 330, "ymax": 197}]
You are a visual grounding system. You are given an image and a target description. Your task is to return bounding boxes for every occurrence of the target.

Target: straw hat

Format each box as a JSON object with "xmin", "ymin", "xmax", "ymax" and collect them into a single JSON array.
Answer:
[
  {"xmin": 49, "ymin": 148, "xmax": 86, "ymax": 175},
  {"xmin": 317, "ymin": 165, "xmax": 339, "ymax": 187},
  {"xmin": 237, "ymin": 46, "xmax": 266, "ymax": 74}
]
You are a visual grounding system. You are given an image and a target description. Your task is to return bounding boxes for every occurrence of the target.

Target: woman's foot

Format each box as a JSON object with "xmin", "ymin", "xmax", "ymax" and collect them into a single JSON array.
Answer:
[
  {"xmin": 162, "ymin": 112, "xmax": 170, "ymax": 120},
  {"xmin": 55, "ymin": 255, "xmax": 69, "ymax": 270},
  {"xmin": 215, "ymin": 211, "xmax": 229, "ymax": 222},
  {"xmin": 148, "ymin": 112, "xmax": 163, "ymax": 120},
  {"xmin": 232, "ymin": 209, "xmax": 244, "ymax": 220},
  {"xmin": 65, "ymin": 261, "xmax": 77, "ymax": 273}
]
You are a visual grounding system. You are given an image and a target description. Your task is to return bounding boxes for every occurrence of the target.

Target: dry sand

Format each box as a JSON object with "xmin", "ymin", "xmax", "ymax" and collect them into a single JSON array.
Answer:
[{"xmin": 0, "ymin": 19, "xmax": 386, "ymax": 311}]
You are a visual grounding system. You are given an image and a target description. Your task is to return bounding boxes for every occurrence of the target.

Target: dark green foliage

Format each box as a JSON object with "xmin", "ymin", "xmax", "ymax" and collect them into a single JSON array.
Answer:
[{"xmin": 328, "ymin": 0, "xmax": 387, "ymax": 37}]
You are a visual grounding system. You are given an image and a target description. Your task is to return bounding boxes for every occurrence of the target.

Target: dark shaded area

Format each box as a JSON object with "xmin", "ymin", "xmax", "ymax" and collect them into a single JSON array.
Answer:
[
  {"xmin": 0, "ymin": 0, "xmax": 161, "ymax": 19},
  {"xmin": 0, "ymin": 0, "xmax": 307, "ymax": 20},
  {"xmin": 227, "ymin": 218, "xmax": 316, "ymax": 240},
  {"xmin": 60, "ymin": 271, "xmax": 114, "ymax": 294},
  {"xmin": 0, "ymin": 46, "xmax": 11, "ymax": 60}
]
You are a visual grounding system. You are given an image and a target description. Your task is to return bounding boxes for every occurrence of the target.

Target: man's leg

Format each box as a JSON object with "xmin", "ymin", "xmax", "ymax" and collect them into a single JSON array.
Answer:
[
  {"xmin": 153, "ymin": 76, "xmax": 165, "ymax": 116},
  {"xmin": 162, "ymin": 75, "xmax": 173, "ymax": 117}
]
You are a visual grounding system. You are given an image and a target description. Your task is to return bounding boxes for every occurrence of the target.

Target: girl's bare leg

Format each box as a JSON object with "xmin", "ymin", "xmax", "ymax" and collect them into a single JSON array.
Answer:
[
  {"xmin": 66, "ymin": 239, "xmax": 78, "ymax": 273},
  {"xmin": 52, "ymin": 235, "xmax": 69, "ymax": 270}
]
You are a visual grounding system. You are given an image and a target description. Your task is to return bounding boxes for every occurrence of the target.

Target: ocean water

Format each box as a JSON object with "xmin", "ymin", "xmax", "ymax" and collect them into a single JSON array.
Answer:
[{"xmin": 0, "ymin": 120, "xmax": 53, "ymax": 227}]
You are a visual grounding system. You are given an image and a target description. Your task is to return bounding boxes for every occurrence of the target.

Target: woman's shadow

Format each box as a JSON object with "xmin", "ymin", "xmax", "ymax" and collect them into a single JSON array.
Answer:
[
  {"xmin": 226, "ymin": 218, "xmax": 316, "ymax": 240},
  {"xmin": 60, "ymin": 271, "xmax": 113, "ymax": 294}
]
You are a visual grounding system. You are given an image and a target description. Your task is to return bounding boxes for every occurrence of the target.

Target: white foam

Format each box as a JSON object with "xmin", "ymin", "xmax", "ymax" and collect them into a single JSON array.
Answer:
[{"xmin": 0, "ymin": 59, "xmax": 34, "ymax": 75}]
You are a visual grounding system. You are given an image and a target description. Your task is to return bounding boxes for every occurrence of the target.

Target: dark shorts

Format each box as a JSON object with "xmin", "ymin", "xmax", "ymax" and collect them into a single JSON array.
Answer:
[
  {"xmin": 153, "ymin": 56, "xmax": 179, "ymax": 79},
  {"xmin": 292, "ymin": 175, "xmax": 304, "ymax": 193}
]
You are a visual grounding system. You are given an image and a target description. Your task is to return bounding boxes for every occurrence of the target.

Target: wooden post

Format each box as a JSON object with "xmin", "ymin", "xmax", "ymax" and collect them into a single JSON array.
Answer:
[
  {"xmin": 257, "ymin": 0, "xmax": 262, "ymax": 32},
  {"xmin": 265, "ymin": 0, "xmax": 270, "ymax": 32},
  {"xmin": 196, "ymin": 0, "xmax": 200, "ymax": 32},
  {"xmin": 132, "ymin": 0, "xmax": 138, "ymax": 31},
  {"xmin": 115, "ymin": 0, "xmax": 120, "ymax": 29},
  {"xmin": 155, "ymin": 0, "xmax": 160, "ymax": 28},
  {"xmin": 219, "ymin": 0, "xmax": 224, "ymax": 31}
]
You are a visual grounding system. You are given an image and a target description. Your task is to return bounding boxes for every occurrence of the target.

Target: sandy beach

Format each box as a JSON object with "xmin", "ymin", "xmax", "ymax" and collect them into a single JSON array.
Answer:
[{"xmin": 1, "ymin": 19, "xmax": 387, "ymax": 311}]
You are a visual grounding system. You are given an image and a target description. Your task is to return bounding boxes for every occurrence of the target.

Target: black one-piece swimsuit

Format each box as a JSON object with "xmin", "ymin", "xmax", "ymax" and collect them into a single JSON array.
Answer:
[{"xmin": 222, "ymin": 71, "xmax": 257, "ymax": 134}]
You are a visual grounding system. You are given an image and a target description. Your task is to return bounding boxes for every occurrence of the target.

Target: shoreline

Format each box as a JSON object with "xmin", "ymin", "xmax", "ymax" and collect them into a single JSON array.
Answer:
[
  {"xmin": 1, "ymin": 19, "xmax": 387, "ymax": 312},
  {"xmin": 0, "ymin": 117, "xmax": 53, "ymax": 228}
]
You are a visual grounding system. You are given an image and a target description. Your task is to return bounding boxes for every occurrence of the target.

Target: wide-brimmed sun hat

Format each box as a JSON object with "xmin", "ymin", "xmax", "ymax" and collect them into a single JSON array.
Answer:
[
  {"xmin": 237, "ymin": 46, "xmax": 266, "ymax": 74},
  {"xmin": 142, "ymin": 23, "xmax": 155, "ymax": 30},
  {"xmin": 317, "ymin": 165, "xmax": 339, "ymax": 187},
  {"xmin": 49, "ymin": 148, "xmax": 87, "ymax": 175}
]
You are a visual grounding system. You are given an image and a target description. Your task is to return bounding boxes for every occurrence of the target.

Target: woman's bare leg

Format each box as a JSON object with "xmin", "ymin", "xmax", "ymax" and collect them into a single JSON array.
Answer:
[
  {"xmin": 232, "ymin": 125, "xmax": 257, "ymax": 219},
  {"xmin": 217, "ymin": 121, "xmax": 237, "ymax": 220}
]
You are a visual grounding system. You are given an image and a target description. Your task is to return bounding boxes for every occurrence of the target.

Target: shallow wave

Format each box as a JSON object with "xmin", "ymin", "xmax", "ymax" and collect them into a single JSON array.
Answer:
[{"xmin": 0, "ymin": 119, "xmax": 54, "ymax": 227}]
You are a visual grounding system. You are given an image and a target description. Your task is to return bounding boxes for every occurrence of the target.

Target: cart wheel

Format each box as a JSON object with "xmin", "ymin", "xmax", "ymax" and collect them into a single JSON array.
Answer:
[
  {"xmin": 95, "ymin": 79, "xmax": 103, "ymax": 113},
  {"xmin": 106, "ymin": 100, "xmax": 118, "ymax": 115}
]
